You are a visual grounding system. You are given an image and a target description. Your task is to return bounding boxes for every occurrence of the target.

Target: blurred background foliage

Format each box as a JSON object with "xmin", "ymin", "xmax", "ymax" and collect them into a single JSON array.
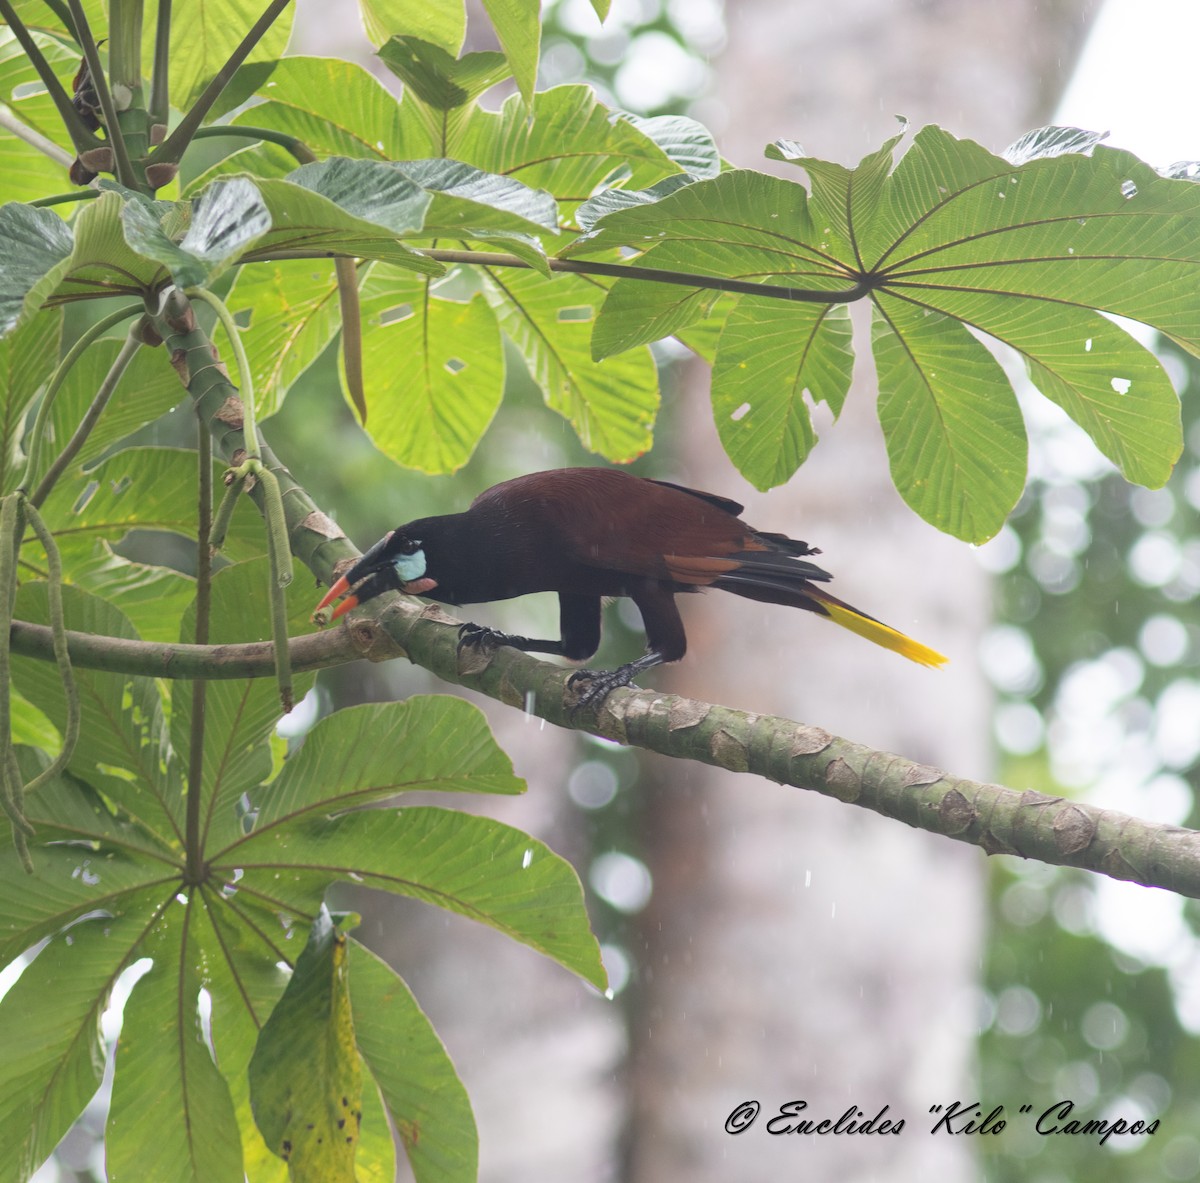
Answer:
[
  {"xmin": 278, "ymin": 3, "xmax": 1200, "ymax": 1178},
  {"xmin": 976, "ymin": 337, "xmax": 1200, "ymax": 1183},
  {"xmin": 29, "ymin": 1, "xmax": 1200, "ymax": 1179}
]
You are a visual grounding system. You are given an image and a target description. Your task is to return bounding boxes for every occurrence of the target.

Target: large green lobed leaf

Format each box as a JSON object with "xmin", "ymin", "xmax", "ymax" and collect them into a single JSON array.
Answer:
[
  {"xmin": 106, "ymin": 901, "xmax": 244, "ymax": 1183},
  {"xmin": 581, "ymin": 127, "xmax": 1193, "ymax": 538},
  {"xmin": 352, "ymin": 263, "xmax": 505, "ymax": 473},
  {"xmin": 481, "ymin": 265, "xmax": 659, "ymax": 461}
]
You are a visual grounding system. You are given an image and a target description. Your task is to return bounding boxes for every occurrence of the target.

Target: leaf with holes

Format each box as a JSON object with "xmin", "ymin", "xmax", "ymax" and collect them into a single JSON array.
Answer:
[
  {"xmin": 480, "ymin": 265, "xmax": 658, "ymax": 461},
  {"xmin": 225, "ymin": 258, "xmax": 348, "ymax": 418},
  {"xmin": 712, "ymin": 298, "xmax": 853, "ymax": 489},
  {"xmin": 567, "ymin": 126, "xmax": 1194, "ymax": 538},
  {"xmin": 352, "ymin": 263, "xmax": 505, "ymax": 472},
  {"xmin": 31, "ymin": 447, "xmax": 268, "ymax": 570}
]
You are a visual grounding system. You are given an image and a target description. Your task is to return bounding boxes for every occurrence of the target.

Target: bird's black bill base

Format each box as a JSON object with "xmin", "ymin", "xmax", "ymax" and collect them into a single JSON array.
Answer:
[{"xmin": 566, "ymin": 651, "xmax": 667, "ymax": 712}]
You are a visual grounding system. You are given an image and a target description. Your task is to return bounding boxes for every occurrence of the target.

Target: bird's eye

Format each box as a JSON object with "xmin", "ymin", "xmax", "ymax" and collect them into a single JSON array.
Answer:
[{"xmin": 399, "ymin": 538, "xmax": 421, "ymax": 555}]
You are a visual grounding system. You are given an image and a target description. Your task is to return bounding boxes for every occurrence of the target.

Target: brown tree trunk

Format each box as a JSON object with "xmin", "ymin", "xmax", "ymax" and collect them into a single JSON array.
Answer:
[{"xmin": 625, "ymin": 3, "xmax": 1098, "ymax": 1181}]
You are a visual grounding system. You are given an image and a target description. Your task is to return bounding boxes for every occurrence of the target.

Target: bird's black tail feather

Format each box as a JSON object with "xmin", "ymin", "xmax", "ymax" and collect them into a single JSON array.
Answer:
[{"xmin": 713, "ymin": 551, "xmax": 947, "ymax": 668}]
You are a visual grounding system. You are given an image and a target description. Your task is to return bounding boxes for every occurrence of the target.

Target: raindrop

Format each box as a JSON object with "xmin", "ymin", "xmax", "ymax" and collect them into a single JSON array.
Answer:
[
  {"xmin": 600, "ymin": 943, "xmax": 631, "ymax": 995},
  {"xmin": 590, "ymin": 851, "xmax": 652, "ymax": 912},
  {"xmin": 1139, "ymin": 614, "xmax": 1188, "ymax": 666},
  {"xmin": 1081, "ymin": 1000, "xmax": 1128, "ymax": 1049},
  {"xmin": 568, "ymin": 761, "xmax": 619, "ymax": 809},
  {"xmin": 995, "ymin": 984, "xmax": 1042, "ymax": 1035}
]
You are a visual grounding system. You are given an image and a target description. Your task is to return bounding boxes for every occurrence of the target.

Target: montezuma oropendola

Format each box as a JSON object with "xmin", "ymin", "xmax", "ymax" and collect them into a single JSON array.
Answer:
[{"xmin": 313, "ymin": 467, "xmax": 947, "ymax": 705}]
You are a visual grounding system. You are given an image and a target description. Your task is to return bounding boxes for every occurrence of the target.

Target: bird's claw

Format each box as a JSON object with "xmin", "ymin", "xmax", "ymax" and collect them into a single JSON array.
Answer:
[
  {"xmin": 456, "ymin": 622, "xmax": 508, "ymax": 654},
  {"xmin": 566, "ymin": 667, "xmax": 639, "ymax": 713}
]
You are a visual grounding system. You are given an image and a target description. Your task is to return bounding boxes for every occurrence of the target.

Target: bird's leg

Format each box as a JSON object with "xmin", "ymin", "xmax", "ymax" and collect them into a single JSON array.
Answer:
[
  {"xmin": 457, "ymin": 594, "xmax": 602, "ymax": 661},
  {"xmin": 456, "ymin": 622, "xmax": 568, "ymax": 656},
  {"xmin": 566, "ymin": 650, "xmax": 667, "ymax": 711}
]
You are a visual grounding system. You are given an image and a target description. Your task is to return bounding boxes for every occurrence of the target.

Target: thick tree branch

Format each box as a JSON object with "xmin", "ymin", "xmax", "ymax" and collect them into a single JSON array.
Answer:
[
  {"xmin": 349, "ymin": 599, "xmax": 1200, "ymax": 902},
  {"xmin": 105, "ymin": 291, "xmax": 1200, "ymax": 902},
  {"xmin": 8, "ymin": 618, "xmax": 374, "ymax": 677},
  {"xmin": 10, "ymin": 593, "xmax": 1200, "ymax": 899}
]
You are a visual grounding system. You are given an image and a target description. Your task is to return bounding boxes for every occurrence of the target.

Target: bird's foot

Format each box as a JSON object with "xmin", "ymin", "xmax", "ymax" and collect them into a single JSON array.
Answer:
[
  {"xmin": 456, "ymin": 622, "xmax": 511, "ymax": 654},
  {"xmin": 566, "ymin": 651, "xmax": 665, "ymax": 712},
  {"xmin": 455, "ymin": 622, "xmax": 516, "ymax": 675},
  {"xmin": 566, "ymin": 666, "xmax": 641, "ymax": 712}
]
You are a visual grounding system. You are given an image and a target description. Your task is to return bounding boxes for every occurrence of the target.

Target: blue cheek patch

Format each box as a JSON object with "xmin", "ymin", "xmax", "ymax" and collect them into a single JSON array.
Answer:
[{"xmin": 393, "ymin": 549, "xmax": 427, "ymax": 582}]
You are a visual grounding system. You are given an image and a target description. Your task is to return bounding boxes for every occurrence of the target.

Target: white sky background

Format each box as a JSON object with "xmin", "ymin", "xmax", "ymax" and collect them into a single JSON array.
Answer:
[{"xmin": 1056, "ymin": 0, "xmax": 1200, "ymax": 169}]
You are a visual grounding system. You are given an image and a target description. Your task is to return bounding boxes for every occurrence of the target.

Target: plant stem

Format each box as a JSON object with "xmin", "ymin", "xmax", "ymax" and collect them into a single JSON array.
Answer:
[
  {"xmin": 41, "ymin": 0, "xmax": 76, "ymax": 35},
  {"xmin": 107, "ymin": 0, "xmax": 144, "ymax": 102},
  {"xmin": 19, "ymin": 502, "xmax": 81, "ymax": 799},
  {"xmin": 67, "ymin": 0, "xmax": 139, "ymax": 187},
  {"xmin": 256, "ymin": 466, "xmax": 295, "ymax": 712},
  {"xmin": 152, "ymin": 0, "xmax": 294, "ymax": 166},
  {"xmin": 442, "ymin": 249, "xmax": 870, "ymax": 303},
  {"xmin": 0, "ymin": 493, "xmax": 35, "ymax": 869},
  {"xmin": 185, "ymin": 416, "xmax": 213, "ymax": 886},
  {"xmin": 7, "ymin": 619, "xmax": 370, "ymax": 679},
  {"xmin": 30, "ymin": 190, "xmax": 102, "ymax": 209},
  {"xmin": 254, "ymin": 247, "xmax": 870, "ymax": 304},
  {"xmin": 335, "ymin": 257, "xmax": 366, "ymax": 421},
  {"xmin": 0, "ymin": 0, "xmax": 98, "ymax": 152},
  {"xmin": 183, "ymin": 287, "xmax": 259, "ymax": 459},
  {"xmin": 193, "ymin": 124, "xmax": 318, "ymax": 163},
  {"xmin": 148, "ymin": 0, "xmax": 172, "ymax": 124},
  {"xmin": 0, "ymin": 107, "xmax": 74, "ymax": 167},
  {"xmin": 30, "ymin": 332, "xmax": 143, "ymax": 506},
  {"xmin": 24, "ymin": 302, "xmax": 145, "ymax": 503}
]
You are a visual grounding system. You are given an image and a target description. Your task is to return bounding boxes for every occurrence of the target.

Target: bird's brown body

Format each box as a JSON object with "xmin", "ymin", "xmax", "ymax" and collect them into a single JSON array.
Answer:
[{"xmin": 314, "ymin": 467, "xmax": 946, "ymax": 704}]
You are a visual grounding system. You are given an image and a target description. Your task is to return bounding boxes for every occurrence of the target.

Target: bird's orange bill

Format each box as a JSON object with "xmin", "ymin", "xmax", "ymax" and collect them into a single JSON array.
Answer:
[
  {"xmin": 314, "ymin": 575, "xmax": 351, "ymax": 615},
  {"xmin": 328, "ymin": 594, "xmax": 359, "ymax": 621},
  {"xmin": 313, "ymin": 573, "xmax": 439, "ymax": 623}
]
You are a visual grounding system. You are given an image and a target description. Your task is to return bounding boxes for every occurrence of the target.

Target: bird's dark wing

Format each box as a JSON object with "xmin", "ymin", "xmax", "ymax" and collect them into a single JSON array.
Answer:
[
  {"xmin": 644, "ymin": 478, "xmax": 745, "ymax": 518},
  {"xmin": 472, "ymin": 467, "xmax": 822, "ymax": 588}
]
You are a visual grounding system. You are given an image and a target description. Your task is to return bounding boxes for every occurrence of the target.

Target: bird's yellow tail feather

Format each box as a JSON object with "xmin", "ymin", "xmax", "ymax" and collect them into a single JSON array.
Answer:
[{"xmin": 820, "ymin": 600, "xmax": 948, "ymax": 668}]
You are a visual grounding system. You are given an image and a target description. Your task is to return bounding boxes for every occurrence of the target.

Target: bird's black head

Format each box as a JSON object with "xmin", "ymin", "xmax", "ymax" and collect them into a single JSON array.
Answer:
[{"xmin": 313, "ymin": 526, "xmax": 439, "ymax": 622}]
